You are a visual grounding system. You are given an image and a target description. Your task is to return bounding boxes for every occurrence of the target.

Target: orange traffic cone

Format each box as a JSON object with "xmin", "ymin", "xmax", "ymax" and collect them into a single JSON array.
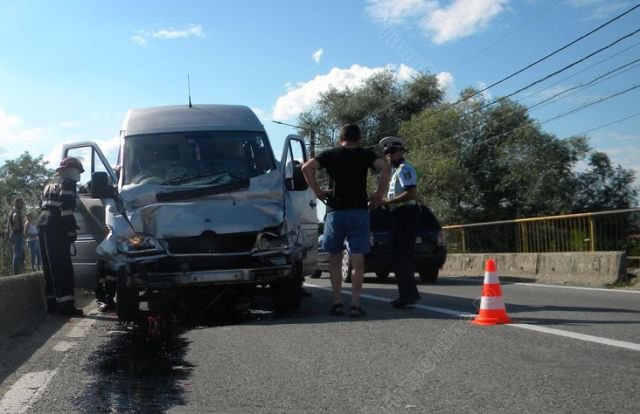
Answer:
[{"xmin": 472, "ymin": 259, "xmax": 512, "ymax": 326}]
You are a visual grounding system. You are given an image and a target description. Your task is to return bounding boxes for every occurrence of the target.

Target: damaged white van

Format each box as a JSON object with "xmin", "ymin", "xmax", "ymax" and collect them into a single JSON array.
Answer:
[{"xmin": 64, "ymin": 104, "xmax": 318, "ymax": 323}]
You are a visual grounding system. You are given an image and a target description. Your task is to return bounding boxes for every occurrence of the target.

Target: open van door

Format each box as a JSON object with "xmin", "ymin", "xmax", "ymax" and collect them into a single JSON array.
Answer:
[
  {"xmin": 61, "ymin": 142, "xmax": 116, "ymax": 288},
  {"xmin": 280, "ymin": 135, "xmax": 318, "ymax": 276}
]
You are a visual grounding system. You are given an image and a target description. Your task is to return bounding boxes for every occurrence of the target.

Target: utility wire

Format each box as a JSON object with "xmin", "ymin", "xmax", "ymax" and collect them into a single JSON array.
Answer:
[
  {"xmin": 449, "ymin": 0, "xmax": 564, "ymax": 72},
  {"xmin": 351, "ymin": 3, "xmax": 640, "ymax": 137},
  {"xmin": 527, "ymin": 57, "xmax": 640, "ymax": 112},
  {"xmin": 445, "ymin": 61, "xmax": 640, "ymax": 152},
  {"xmin": 579, "ymin": 111, "xmax": 640, "ymax": 135},
  {"xmin": 471, "ymin": 27, "xmax": 640, "ymax": 114},
  {"xmin": 518, "ymin": 40, "xmax": 640, "ymax": 102},
  {"xmin": 451, "ymin": 3, "xmax": 640, "ymax": 106},
  {"xmin": 434, "ymin": 84, "xmax": 640, "ymax": 172}
]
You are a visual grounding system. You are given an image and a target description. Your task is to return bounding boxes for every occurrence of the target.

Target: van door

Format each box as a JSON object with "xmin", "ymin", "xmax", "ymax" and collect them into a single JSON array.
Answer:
[
  {"xmin": 62, "ymin": 142, "xmax": 116, "ymax": 288},
  {"xmin": 280, "ymin": 135, "xmax": 318, "ymax": 276}
]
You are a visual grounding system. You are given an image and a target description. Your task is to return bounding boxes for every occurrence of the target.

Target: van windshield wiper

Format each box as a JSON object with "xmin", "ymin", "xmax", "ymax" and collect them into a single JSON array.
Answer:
[{"xmin": 164, "ymin": 171, "xmax": 226, "ymax": 185}]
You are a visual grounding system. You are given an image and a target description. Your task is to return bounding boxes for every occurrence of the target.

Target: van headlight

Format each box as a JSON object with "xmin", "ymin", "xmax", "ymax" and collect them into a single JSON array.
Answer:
[
  {"xmin": 117, "ymin": 234, "xmax": 164, "ymax": 255},
  {"xmin": 255, "ymin": 232, "xmax": 288, "ymax": 251}
]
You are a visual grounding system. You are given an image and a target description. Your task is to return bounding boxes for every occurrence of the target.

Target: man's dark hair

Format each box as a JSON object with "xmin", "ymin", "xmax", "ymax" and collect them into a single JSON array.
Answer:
[{"xmin": 339, "ymin": 124, "xmax": 362, "ymax": 143}]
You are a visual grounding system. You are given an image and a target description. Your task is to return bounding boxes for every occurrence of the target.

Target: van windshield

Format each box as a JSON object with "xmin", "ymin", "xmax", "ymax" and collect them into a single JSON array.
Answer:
[{"xmin": 123, "ymin": 131, "xmax": 275, "ymax": 186}]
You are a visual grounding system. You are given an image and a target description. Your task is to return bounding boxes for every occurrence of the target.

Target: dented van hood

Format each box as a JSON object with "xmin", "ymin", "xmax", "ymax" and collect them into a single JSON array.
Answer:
[{"xmin": 119, "ymin": 170, "xmax": 284, "ymax": 238}]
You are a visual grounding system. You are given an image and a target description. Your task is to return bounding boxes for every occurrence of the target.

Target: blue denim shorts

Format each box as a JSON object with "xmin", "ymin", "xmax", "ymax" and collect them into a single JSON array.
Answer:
[{"xmin": 322, "ymin": 209, "xmax": 370, "ymax": 255}]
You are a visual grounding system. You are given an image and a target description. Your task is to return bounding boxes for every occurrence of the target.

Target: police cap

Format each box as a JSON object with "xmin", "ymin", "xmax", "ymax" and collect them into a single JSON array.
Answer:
[{"xmin": 379, "ymin": 136, "xmax": 407, "ymax": 154}]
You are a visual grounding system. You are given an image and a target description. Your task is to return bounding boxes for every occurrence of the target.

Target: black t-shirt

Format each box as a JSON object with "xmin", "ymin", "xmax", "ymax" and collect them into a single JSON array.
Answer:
[{"xmin": 315, "ymin": 146, "xmax": 378, "ymax": 210}]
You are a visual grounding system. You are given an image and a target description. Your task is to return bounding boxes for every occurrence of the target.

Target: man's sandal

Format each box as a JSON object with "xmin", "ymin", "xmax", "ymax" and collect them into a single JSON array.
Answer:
[
  {"xmin": 329, "ymin": 303, "xmax": 344, "ymax": 316},
  {"xmin": 349, "ymin": 306, "xmax": 366, "ymax": 318}
]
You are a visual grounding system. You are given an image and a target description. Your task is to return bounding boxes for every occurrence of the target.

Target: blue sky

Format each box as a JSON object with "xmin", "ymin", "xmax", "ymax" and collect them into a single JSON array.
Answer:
[{"xmin": 1, "ymin": 0, "xmax": 638, "ymax": 181}]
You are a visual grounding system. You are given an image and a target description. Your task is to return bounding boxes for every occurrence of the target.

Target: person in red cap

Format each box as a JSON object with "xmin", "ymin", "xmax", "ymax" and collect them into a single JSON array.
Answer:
[{"xmin": 37, "ymin": 156, "xmax": 85, "ymax": 316}]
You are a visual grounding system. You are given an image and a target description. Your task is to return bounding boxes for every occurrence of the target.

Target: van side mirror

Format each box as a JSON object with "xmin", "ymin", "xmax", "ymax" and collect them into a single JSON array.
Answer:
[
  {"xmin": 91, "ymin": 171, "xmax": 113, "ymax": 199},
  {"xmin": 286, "ymin": 164, "xmax": 309, "ymax": 191}
]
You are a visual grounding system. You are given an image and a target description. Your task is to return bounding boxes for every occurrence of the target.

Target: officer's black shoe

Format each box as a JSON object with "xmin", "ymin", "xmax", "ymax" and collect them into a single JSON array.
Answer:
[
  {"xmin": 57, "ymin": 303, "xmax": 83, "ymax": 317},
  {"xmin": 391, "ymin": 298, "xmax": 418, "ymax": 309},
  {"xmin": 97, "ymin": 300, "xmax": 115, "ymax": 313},
  {"xmin": 46, "ymin": 299, "xmax": 57, "ymax": 314}
]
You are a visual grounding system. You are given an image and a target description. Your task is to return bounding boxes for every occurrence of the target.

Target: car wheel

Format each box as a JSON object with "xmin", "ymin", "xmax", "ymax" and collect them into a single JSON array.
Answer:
[
  {"xmin": 341, "ymin": 252, "xmax": 352, "ymax": 283},
  {"xmin": 116, "ymin": 269, "xmax": 139, "ymax": 322},
  {"xmin": 310, "ymin": 269, "xmax": 322, "ymax": 279},
  {"xmin": 375, "ymin": 270, "xmax": 390, "ymax": 281},
  {"xmin": 419, "ymin": 267, "xmax": 439, "ymax": 284}
]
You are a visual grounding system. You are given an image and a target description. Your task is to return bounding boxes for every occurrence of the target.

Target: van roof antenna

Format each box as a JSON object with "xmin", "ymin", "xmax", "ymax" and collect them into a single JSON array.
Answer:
[{"xmin": 187, "ymin": 74, "xmax": 193, "ymax": 108}]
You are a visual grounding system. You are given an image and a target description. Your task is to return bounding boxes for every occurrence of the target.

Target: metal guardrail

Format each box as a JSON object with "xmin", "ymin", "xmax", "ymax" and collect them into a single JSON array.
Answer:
[{"xmin": 443, "ymin": 208, "xmax": 640, "ymax": 259}]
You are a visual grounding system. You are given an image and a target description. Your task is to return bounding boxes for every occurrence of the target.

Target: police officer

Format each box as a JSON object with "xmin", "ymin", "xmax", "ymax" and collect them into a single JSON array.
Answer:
[
  {"xmin": 38, "ymin": 157, "xmax": 84, "ymax": 316},
  {"xmin": 380, "ymin": 136, "xmax": 421, "ymax": 308}
]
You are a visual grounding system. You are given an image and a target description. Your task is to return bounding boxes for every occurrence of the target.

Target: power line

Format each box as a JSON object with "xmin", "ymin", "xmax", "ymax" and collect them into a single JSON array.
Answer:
[
  {"xmin": 579, "ymin": 111, "xmax": 640, "ymax": 135},
  {"xmin": 473, "ymin": 27, "xmax": 640, "ymax": 114},
  {"xmin": 454, "ymin": 3, "xmax": 640, "ymax": 105},
  {"xmin": 449, "ymin": 0, "xmax": 564, "ymax": 72},
  {"xmin": 354, "ymin": 8, "xmax": 640, "ymax": 141},
  {"xmin": 527, "ymin": 57, "xmax": 640, "ymax": 112},
  {"xmin": 518, "ymin": 40, "xmax": 640, "ymax": 102},
  {"xmin": 434, "ymin": 83, "xmax": 640, "ymax": 167},
  {"xmin": 450, "ymin": 62, "xmax": 640, "ymax": 153}
]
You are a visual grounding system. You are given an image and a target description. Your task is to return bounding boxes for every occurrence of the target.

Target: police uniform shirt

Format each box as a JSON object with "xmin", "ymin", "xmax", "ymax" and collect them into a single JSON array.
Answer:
[{"xmin": 388, "ymin": 160, "xmax": 417, "ymax": 200}]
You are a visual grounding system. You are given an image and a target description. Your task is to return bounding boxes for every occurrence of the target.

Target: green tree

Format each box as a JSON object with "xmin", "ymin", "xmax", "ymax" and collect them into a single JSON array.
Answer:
[
  {"xmin": 0, "ymin": 152, "xmax": 52, "ymax": 273},
  {"xmin": 401, "ymin": 90, "xmax": 591, "ymax": 224},
  {"xmin": 297, "ymin": 70, "xmax": 444, "ymax": 149},
  {"xmin": 0, "ymin": 152, "xmax": 53, "ymax": 221},
  {"xmin": 573, "ymin": 152, "xmax": 638, "ymax": 212}
]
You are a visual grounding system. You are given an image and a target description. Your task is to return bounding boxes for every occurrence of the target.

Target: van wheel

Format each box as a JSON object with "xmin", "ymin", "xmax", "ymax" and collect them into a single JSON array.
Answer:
[
  {"xmin": 342, "ymin": 252, "xmax": 352, "ymax": 283},
  {"xmin": 375, "ymin": 271, "xmax": 390, "ymax": 281},
  {"xmin": 116, "ymin": 269, "xmax": 139, "ymax": 322},
  {"xmin": 419, "ymin": 267, "xmax": 439, "ymax": 284}
]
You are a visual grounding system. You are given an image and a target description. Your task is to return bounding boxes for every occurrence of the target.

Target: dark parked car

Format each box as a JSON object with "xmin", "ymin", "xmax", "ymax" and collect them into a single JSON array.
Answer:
[{"xmin": 312, "ymin": 205, "xmax": 447, "ymax": 283}]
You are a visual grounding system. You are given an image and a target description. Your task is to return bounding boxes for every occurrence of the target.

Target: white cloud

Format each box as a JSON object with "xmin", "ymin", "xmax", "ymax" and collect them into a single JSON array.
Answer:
[
  {"xmin": 130, "ymin": 35, "xmax": 147, "ymax": 46},
  {"xmin": 272, "ymin": 64, "xmax": 454, "ymax": 121},
  {"xmin": 590, "ymin": 131, "xmax": 640, "ymax": 178},
  {"xmin": 312, "ymin": 48, "xmax": 324, "ymax": 64},
  {"xmin": 151, "ymin": 24, "xmax": 205, "ymax": 39},
  {"xmin": 367, "ymin": 0, "xmax": 509, "ymax": 44},
  {"xmin": 569, "ymin": 0, "xmax": 634, "ymax": 20},
  {"xmin": 131, "ymin": 24, "xmax": 205, "ymax": 45},
  {"xmin": 367, "ymin": 0, "xmax": 436, "ymax": 24},
  {"xmin": 436, "ymin": 71, "xmax": 456, "ymax": 99}
]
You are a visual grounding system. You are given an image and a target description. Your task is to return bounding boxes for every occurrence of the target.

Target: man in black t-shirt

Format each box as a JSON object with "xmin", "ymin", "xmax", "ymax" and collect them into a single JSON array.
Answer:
[{"xmin": 302, "ymin": 124, "xmax": 390, "ymax": 317}]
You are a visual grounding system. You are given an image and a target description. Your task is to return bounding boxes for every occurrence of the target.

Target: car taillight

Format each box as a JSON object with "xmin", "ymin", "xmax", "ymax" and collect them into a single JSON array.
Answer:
[{"xmin": 437, "ymin": 230, "xmax": 445, "ymax": 246}]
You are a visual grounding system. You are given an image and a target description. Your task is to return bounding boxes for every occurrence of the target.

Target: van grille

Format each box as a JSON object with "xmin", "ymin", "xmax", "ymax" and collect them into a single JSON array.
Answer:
[{"xmin": 166, "ymin": 232, "xmax": 257, "ymax": 254}]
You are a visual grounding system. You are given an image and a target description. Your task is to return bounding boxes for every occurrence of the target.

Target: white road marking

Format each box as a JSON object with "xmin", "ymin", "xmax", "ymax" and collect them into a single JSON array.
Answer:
[
  {"xmin": 513, "ymin": 282, "xmax": 640, "ymax": 294},
  {"xmin": 66, "ymin": 318, "xmax": 96, "ymax": 338},
  {"xmin": 0, "ymin": 370, "xmax": 56, "ymax": 414},
  {"xmin": 53, "ymin": 341, "xmax": 78, "ymax": 352},
  {"xmin": 512, "ymin": 324, "xmax": 640, "ymax": 352},
  {"xmin": 0, "ymin": 305, "xmax": 98, "ymax": 413},
  {"xmin": 305, "ymin": 283, "xmax": 640, "ymax": 352}
]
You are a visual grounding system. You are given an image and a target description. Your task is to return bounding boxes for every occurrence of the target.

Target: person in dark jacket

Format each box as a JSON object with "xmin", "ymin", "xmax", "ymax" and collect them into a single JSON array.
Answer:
[
  {"xmin": 8, "ymin": 197, "xmax": 26, "ymax": 274},
  {"xmin": 38, "ymin": 157, "xmax": 84, "ymax": 316}
]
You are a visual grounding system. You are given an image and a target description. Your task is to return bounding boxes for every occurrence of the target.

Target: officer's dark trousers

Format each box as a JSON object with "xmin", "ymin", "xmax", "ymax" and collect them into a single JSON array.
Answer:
[
  {"xmin": 39, "ymin": 220, "xmax": 75, "ymax": 307},
  {"xmin": 391, "ymin": 205, "xmax": 420, "ymax": 301}
]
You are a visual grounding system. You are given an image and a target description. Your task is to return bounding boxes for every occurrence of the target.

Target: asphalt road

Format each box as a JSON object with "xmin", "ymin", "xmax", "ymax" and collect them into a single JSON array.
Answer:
[{"xmin": 1, "ymin": 274, "xmax": 640, "ymax": 414}]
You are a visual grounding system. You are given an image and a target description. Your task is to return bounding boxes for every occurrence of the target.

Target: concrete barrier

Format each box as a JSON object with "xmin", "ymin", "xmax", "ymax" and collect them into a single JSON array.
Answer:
[
  {"xmin": 440, "ymin": 252, "xmax": 626, "ymax": 287},
  {"xmin": 0, "ymin": 272, "xmax": 47, "ymax": 336}
]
